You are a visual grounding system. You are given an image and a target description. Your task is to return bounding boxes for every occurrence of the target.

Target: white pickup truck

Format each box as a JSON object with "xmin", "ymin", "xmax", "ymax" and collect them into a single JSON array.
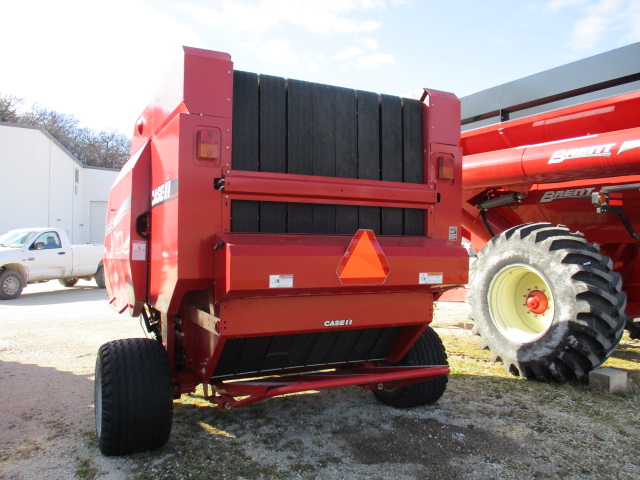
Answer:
[{"xmin": 0, "ymin": 227, "xmax": 105, "ymax": 300}]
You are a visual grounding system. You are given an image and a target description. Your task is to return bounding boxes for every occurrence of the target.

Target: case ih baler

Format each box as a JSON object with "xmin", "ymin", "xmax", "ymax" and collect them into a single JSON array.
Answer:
[
  {"xmin": 461, "ymin": 43, "xmax": 640, "ymax": 382},
  {"xmin": 95, "ymin": 47, "xmax": 467, "ymax": 455}
]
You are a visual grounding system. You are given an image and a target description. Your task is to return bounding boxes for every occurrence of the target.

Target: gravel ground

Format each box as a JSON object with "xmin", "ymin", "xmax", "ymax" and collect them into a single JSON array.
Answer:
[{"xmin": 0, "ymin": 281, "xmax": 638, "ymax": 480}]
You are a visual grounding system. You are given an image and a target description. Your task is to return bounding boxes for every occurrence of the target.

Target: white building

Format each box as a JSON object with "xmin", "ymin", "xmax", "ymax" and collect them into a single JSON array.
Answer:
[{"xmin": 0, "ymin": 123, "xmax": 119, "ymax": 244}]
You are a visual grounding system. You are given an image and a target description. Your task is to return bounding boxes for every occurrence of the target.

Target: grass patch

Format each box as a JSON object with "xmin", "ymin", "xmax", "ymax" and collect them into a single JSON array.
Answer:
[{"xmin": 75, "ymin": 458, "xmax": 99, "ymax": 479}]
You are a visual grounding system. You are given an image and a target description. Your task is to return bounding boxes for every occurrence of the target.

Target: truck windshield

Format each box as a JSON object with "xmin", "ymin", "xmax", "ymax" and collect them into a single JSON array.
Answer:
[{"xmin": 0, "ymin": 230, "xmax": 37, "ymax": 247}]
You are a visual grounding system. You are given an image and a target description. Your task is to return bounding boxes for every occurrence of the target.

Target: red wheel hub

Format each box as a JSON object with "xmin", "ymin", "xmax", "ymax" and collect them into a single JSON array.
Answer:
[{"xmin": 526, "ymin": 290, "xmax": 548, "ymax": 314}]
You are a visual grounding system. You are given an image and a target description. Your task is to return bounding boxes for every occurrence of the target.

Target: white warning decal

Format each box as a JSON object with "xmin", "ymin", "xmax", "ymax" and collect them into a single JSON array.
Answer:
[
  {"xmin": 269, "ymin": 274, "xmax": 294, "ymax": 288},
  {"xmin": 132, "ymin": 240, "xmax": 147, "ymax": 261},
  {"xmin": 419, "ymin": 272, "xmax": 443, "ymax": 285},
  {"xmin": 448, "ymin": 226, "xmax": 458, "ymax": 242}
]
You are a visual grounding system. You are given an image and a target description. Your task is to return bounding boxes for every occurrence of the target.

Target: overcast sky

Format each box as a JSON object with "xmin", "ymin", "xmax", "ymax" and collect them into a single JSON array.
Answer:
[{"xmin": 2, "ymin": 0, "xmax": 639, "ymax": 136}]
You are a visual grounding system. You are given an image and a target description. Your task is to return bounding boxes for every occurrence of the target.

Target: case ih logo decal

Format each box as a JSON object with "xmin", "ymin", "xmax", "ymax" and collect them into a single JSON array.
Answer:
[
  {"xmin": 548, "ymin": 143, "xmax": 615, "ymax": 164},
  {"xmin": 151, "ymin": 179, "xmax": 179, "ymax": 207},
  {"xmin": 539, "ymin": 187, "xmax": 595, "ymax": 203},
  {"xmin": 324, "ymin": 318, "xmax": 353, "ymax": 327}
]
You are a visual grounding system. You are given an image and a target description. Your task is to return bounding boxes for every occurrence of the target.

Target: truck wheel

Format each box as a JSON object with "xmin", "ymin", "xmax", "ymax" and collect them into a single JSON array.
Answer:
[
  {"xmin": 0, "ymin": 270, "xmax": 24, "ymax": 300},
  {"xmin": 468, "ymin": 223, "xmax": 626, "ymax": 382},
  {"xmin": 94, "ymin": 338, "xmax": 173, "ymax": 455},
  {"xmin": 59, "ymin": 278, "xmax": 79, "ymax": 287},
  {"xmin": 373, "ymin": 327, "xmax": 448, "ymax": 408},
  {"xmin": 94, "ymin": 265, "xmax": 106, "ymax": 288}
]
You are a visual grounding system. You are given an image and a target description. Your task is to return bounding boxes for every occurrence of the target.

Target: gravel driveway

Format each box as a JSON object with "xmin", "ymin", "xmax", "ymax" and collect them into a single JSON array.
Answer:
[{"xmin": 0, "ymin": 281, "xmax": 638, "ymax": 479}]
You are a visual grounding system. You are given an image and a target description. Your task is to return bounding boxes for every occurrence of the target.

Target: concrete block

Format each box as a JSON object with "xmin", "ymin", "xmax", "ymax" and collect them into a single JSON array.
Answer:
[{"xmin": 589, "ymin": 367, "xmax": 628, "ymax": 393}]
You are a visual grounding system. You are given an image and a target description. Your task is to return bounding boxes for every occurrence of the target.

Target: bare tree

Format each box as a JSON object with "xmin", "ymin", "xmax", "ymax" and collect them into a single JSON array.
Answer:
[
  {"xmin": 79, "ymin": 129, "xmax": 131, "ymax": 169},
  {"xmin": 0, "ymin": 94, "xmax": 22, "ymax": 123}
]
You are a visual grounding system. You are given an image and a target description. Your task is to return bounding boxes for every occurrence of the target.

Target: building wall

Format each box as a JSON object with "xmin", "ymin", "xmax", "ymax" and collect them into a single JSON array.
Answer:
[{"xmin": 0, "ymin": 124, "xmax": 119, "ymax": 243}]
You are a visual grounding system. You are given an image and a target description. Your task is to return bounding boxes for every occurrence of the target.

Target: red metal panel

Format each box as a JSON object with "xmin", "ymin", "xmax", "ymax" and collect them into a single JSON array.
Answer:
[
  {"xmin": 461, "ymin": 91, "xmax": 640, "ymax": 156},
  {"xmin": 464, "ymin": 127, "xmax": 640, "ymax": 189},
  {"xmin": 218, "ymin": 292, "xmax": 434, "ymax": 337},
  {"xmin": 214, "ymin": 233, "xmax": 468, "ymax": 299},
  {"xmin": 104, "ymin": 141, "xmax": 151, "ymax": 316},
  {"xmin": 148, "ymin": 112, "xmax": 232, "ymax": 314},
  {"xmin": 182, "ymin": 47, "xmax": 233, "ymax": 118},
  {"xmin": 223, "ymin": 169, "xmax": 438, "ymax": 208},
  {"xmin": 420, "ymin": 88, "xmax": 461, "ymax": 147}
]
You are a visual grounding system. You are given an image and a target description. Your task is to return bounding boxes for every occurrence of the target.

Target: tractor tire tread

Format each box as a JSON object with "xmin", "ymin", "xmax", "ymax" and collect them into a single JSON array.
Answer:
[{"xmin": 468, "ymin": 222, "xmax": 626, "ymax": 382}]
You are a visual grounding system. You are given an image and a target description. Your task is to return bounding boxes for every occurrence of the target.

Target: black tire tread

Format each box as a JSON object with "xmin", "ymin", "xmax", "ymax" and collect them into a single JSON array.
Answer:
[
  {"xmin": 468, "ymin": 222, "xmax": 626, "ymax": 382},
  {"xmin": 94, "ymin": 265, "xmax": 106, "ymax": 289},
  {"xmin": 95, "ymin": 338, "xmax": 173, "ymax": 455},
  {"xmin": 373, "ymin": 327, "xmax": 448, "ymax": 408}
]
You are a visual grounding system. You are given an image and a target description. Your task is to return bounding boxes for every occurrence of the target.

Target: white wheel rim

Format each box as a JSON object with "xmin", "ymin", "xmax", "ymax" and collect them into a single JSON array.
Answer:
[
  {"xmin": 488, "ymin": 264, "xmax": 554, "ymax": 343},
  {"xmin": 2, "ymin": 276, "xmax": 19, "ymax": 295}
]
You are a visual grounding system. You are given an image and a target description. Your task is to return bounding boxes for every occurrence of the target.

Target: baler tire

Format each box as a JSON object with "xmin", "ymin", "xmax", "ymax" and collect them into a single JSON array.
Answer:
[
  {"xmin": 0, "ymin": 270, "xmax": 24, "ymax": 300},
  {"xmin": 94, "ymin": 338, "xmax": 173, "ymax": 456},
  {"xmin": 468, "ymin": 223, "xmax": 626, "ymax": 382},
  {"xmin": 94, "ymin": 265, "xmax": 106, "ymax": 289},
  {"xmin": 373, "ymin": 327, "xmax": 448, "ymax": 408},
  {"xmin": 59, "ymin": 278, "xmax": 79, "ymax": 287}
]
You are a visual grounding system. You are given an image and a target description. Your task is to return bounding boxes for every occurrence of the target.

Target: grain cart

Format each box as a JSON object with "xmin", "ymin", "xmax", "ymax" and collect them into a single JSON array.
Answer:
[
  {"xmin": 460, "ymin": 42, "xmax": 640, "ymax": 382},
  {"xmin": 96, "ymin": 47, "xmax": 468, "ymax": 455}
]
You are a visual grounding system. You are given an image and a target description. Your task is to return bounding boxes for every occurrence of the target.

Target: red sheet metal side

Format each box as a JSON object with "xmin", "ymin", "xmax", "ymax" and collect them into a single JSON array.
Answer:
[
  {"xmin": 140, "ymin": 48, "xmax": 233, "ymax": 315},
  {"xmin": 223, "ymin": 170, "xmax": 438, "ymax": 208},
  {"xmin": 461, "ymin": 91, "xmax": 640, "ymax": 156},
  {"xmin": 463, "ymin": 126, "xmax": 640, "ymax": 190},
  {"xmin": 213, "ymin": 234, "xmax": 468, "ymax": 299},
  {"xmin": 147, "ymin": 112, "xmax": 231, "ymax": 315},
  {"xmin": 178, "ymin": 290, "xmax": 435, "ymax": 386},
  {"xmin": 421, "ymin": 89, "xmax": 464, "ymax": 245},
  {"xmin": 104, "ymin": 141, "xmax": 151, "ymax": 317},
  {"xmin": 130, "ymin": 47, "xmax": 232, "ymax": 155}
]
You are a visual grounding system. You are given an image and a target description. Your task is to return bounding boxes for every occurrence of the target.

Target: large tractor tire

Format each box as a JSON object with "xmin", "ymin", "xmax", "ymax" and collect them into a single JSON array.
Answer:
[
  {"xmin": 468, "ymin": 223, "xmax": 626, "ymax": 382},
  {"xmin": 373, "ymin": 327, "xmax": 448, "ymax": 408},
  {"xmin": 94, "ymin": 338, "xmax": 173, "ymax": 455}
]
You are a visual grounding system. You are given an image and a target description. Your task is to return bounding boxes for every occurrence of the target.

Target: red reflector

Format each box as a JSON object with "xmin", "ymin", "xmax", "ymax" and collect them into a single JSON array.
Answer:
[
  {"xmin": 609, "ymin": 192, "xmax": 623, "ymax": 206},
  {"xmin": 198, "ymin": 130, "xmax": 220, "ymax": 160},
  {"xmin": 438, "ymin": 155, "xmax": 455, "ymax": 180},
  {"xmin": 337, "ymin": 230, "xmax": 390, "ymax": 285}
]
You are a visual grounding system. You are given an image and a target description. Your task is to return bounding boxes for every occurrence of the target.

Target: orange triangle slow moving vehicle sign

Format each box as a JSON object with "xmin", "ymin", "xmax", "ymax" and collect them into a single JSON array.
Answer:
[{"xmin": 337, "ymin": 230, "xmax": 390, "ymax": 285}]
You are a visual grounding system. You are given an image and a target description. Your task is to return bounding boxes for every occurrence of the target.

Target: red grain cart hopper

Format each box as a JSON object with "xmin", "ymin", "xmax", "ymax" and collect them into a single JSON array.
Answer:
[
  {"xmin": 96, "ymin": 47, "xmax": 468, "ymax": 455},
  {"xmin": 460, "ymin": 42, "xmax": 640, "ymax": 382}
]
